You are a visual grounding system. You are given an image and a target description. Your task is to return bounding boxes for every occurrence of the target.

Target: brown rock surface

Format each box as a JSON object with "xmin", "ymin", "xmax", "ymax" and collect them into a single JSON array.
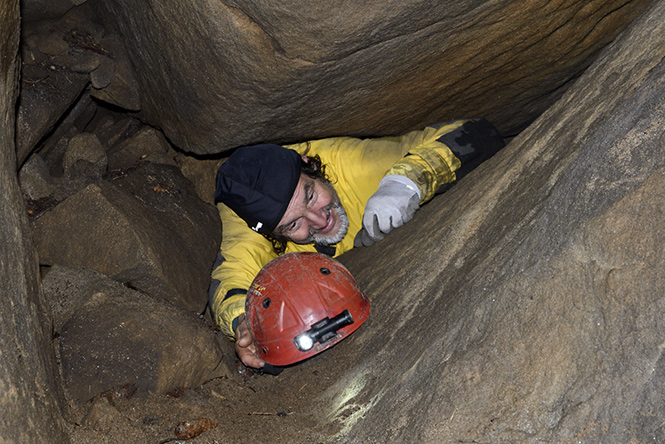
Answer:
[
  {"xmin": 107, "ymin": 126, "xmax": 175, "ymax": 170},
  {"xmin": 327, "ymin": 2, "xmax": 665, "ymax": 442},
  {"xmin": 0, "ymin": 1, "xmax": 70, "ymax": 442},
  {"xmin": 30, "ymin": 162, "xmax": 221, "ymax": 313},
  {"xmin": 15, "ymin": 63, "xmax": 89, "ymax": 166},
  {"xmin": 4, "ymin": 2, "xmax": 665, "ymax": 443},
  {"xmin": 44, "ymin": 266, "xmax": 232, "ymax": 402},
  {"xmin": 95, "ymin": 0, "xmax": 653, "ymax": 155},
  {"xmin": 60, "ymin": 3, "xmax": 665, "ymax": 443},
  {"xmin": 16, "ymin": 4, "xmax": 141, "ymax": 164}
]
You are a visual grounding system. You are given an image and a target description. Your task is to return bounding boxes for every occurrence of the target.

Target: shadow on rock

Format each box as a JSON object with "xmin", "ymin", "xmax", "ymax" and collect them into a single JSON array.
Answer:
[{"xmin": 43, "ymin": 265, "xmax": 233, "ymax": 403}]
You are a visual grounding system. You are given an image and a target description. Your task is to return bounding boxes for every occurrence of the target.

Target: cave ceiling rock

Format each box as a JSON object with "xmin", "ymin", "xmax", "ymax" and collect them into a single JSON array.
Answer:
[{"xmin": 94, "ymin": 0, "xmax": 654, "ymax": 155}]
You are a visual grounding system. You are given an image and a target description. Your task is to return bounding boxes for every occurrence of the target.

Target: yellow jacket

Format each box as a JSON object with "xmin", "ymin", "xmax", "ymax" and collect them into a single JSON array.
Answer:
[{"xmin": 211, "ymin": 121, "xmax": 468, "ymax": 339}]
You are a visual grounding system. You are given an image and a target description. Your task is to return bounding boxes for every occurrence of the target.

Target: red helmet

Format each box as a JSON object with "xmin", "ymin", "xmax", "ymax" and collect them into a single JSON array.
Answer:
[{"xmin": 246, "ymin": 252, "xmax": 370, "ymax": 366}]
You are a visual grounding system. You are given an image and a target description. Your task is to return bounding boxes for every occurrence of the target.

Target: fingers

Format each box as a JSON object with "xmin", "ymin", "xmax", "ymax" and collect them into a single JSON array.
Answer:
[
  {"xmin": 360, "ymin": 205, "xmax": 419, "ymax": 244},
  {"xmin": 234, "ymin": 314, "xmax": 265, "ymax": 369},
  {"xmin": 376, "ymin": 211, "xmax": 396, "ymax": 233},
  {"xmin": 236, "ymin": 341, "xmax": 265, "ymax": 369},
  {"xmin": 236, "ymin": 329, "xmax": 253, "ymax": 347},
  {"xmin": 354, "ymin": 228, "xmax": 376, "ymax": 247},
  {"xmin": 371, "ymin": 214, "xmax": 383, "ymax": 238},
  {"xmin": 361, "ymin": 213, "xmax": 383, "ymax": 239},
  {"xmin": 364, "ymin": 210, "xmax": 398, "ymax": 239},
  {"xmin": 360, "ymin": 177, "xmax": 421, "ymax": 244},
  {"xmin": 353, "ymin": 230, "xmax": 366, "ymax": 247},
  {"xmin": 235, "ymin": 314, "xmax": 252, "ymax": 345},
  {"xmin": 390, "ymin": 214, "xmax": 404, "ymax": 229}
]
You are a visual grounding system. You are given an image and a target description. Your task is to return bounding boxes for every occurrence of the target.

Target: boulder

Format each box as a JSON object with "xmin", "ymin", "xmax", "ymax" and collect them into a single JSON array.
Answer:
[
  {"xmin": 43, "ymin": 265, "xmax": 232, "ymax": 402},
  {"xmin": 93, "ymin": 0, "xmax": 654, "ymax": 155},
  {"xmin": 16, "ymin": 3, "xmax": 139, "ymax": 165},
  {"xmin": 88, "ymin": 33, "xmax": 141, "ymax": 111},
  {"xmin": 30, "ymin": 162, "xmax": 221, "ymax": 313},
  {"xmin": 15, "ymin": 63, "xmax": 89, "ymax": 166},
  {"xmin": 107, "ymin": 125, "xmax": 175, "ymax": 170},
  {"xmin": 18, "ymin": 153, "xmax": 56, "ymax": 200},
  {"xmin": 308, "ymin": 2, "xmax": 665, "ymax": 442},
  {"xmin": 0, "ymin": 1, "xmax": 70, "ymax": 442},
  {"xmin": 173, "ymin": 153, "xmax": 224, "ymax": 206},
  {"xmin": 85, "ymin": 113, "xmax": 141, "ymax": 150},
  {"xmin": 62, "ymin": 132, "xmax": 107, "ymax": 172}
]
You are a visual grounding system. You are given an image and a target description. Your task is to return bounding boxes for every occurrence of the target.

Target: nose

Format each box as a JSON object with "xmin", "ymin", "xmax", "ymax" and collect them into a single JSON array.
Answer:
[{"xmin": 305, "ymin": 207, "xmax": 328, "ymax": 230}]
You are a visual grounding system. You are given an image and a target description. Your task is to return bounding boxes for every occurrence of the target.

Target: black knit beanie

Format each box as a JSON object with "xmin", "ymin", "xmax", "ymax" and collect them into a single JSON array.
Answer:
[{"xmin": 214, "ymin": 144, "xmax": 301, "ymax": 234}]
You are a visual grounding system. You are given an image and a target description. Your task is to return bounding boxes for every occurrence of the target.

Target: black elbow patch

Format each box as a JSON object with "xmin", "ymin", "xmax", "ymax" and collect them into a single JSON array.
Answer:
[{"xmin": 437, "ymin": 118, "xmax": 505, "ymax": 182}]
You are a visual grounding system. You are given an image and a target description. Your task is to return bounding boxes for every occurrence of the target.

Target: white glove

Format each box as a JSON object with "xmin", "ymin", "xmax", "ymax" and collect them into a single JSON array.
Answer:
[{"xmin": 354, "ymin": 175, "xmax": 420, "ymax": 247}]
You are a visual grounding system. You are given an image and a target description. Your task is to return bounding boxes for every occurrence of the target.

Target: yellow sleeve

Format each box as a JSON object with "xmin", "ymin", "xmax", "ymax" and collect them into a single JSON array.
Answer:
[
  {"xmin": 386, "ymin": 121, "xmax": 466, "ymax": 203},
  {"xmin": 287, "ymin": 135, "xmax": 415, "ymax": 252},
  {"xmin": 285, "ymin": 120, "xmax": 468, "ymax": 243},
  {"xmin": 296, "ymin": 121, "xmax": 467, "ymax": 207},
  {"xmin": 210, "ymin": 203, "xmax": 277, "ymax": 339}
]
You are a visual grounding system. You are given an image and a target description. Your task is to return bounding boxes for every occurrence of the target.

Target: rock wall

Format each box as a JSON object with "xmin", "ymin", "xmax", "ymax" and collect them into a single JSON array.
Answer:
[
  {"xmin": 94, "ymin": 0, "xmax": 654, "ymax": 155},
  {"xmin": 6, "ymin": 1, "xmax": 665, "ymax": 443},
  {"xmin": 0, "ymin": 2, "xmax": 70, "ymax": 443},
  {"xmin": 314, "ymin": 1, "xmax": 665, "ymax": 442}
]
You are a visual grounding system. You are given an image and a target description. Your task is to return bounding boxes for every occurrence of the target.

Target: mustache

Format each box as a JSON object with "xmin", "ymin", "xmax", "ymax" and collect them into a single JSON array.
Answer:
[
  {"xmin": 309, "ymin": 203, "xmax": 349, "ymax": 246},
  {"xmin": 307, "ymin": 202, "xmax": 339, "ymax": 236}
]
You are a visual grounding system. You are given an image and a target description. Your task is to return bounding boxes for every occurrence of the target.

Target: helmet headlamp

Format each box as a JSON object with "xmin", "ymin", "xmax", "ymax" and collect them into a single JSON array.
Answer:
[{"xmin": 294, "ymin": 309, "xmax": 354, "ymax": 352}]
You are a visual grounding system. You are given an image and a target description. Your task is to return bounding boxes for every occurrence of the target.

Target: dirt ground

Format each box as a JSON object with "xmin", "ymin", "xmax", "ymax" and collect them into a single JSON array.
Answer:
[{"xmin": 66, "ymin": 340, "xmax": 360, "ymax": 444}]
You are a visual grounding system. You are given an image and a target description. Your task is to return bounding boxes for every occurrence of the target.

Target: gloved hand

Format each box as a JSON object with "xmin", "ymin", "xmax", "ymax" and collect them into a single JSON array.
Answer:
[{"xmin": 354, "ymin": 175, "xmax": 420, "ymax": 247}]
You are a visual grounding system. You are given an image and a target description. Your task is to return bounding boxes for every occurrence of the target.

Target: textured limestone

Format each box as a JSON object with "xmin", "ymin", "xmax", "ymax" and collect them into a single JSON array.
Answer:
[
  {"xmin": 322, "ymin": 2, "xmax": 665, "ymax": 442},
  {"xmin": 31, "ymin": 163, "xmax": 221, "ymax": 313},
  {"xmin": 95, "ymin": 0, "xmax": 653, "ymax": 155},
  {"xmin": 43, "ymin": 266, "xmax": 231, "ymax": 402},
  {"xmin": 0, "ymin": 1, "xmax": 70, "ymax": 442}
]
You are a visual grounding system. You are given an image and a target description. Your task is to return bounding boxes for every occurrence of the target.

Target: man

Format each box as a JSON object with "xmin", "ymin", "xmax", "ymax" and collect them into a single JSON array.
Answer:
[{"xmin": 211, "ymin": 118, "xmax": 505, "ymax": 369}]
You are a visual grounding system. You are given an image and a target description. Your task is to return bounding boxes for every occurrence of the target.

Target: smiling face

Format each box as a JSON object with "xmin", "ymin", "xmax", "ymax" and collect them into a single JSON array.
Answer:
[{"xmin": 274, "ymin": 174, "xmax": 349, "ymax": 246}]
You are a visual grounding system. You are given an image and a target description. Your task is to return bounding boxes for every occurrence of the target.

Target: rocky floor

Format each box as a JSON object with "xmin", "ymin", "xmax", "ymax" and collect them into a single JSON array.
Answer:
[{"xmin": 66, "ymin": 345, "xmax": 357, "ymax": 444}]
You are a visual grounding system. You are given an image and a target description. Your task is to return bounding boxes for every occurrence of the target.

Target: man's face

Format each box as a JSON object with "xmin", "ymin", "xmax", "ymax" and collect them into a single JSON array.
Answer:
[{"xmin": 274, "ymin": 173, "xmax": 349, "ymax": 245}]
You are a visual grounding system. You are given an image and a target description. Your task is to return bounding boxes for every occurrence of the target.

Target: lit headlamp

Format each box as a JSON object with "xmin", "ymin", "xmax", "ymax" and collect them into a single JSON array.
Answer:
[{"xmin": 294, "ymin": 309, "xmax": 354, "ymax": 352}]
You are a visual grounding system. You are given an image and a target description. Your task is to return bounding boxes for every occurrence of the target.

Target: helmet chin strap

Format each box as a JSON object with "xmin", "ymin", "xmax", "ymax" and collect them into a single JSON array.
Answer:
[{"xmin": 257, "ymin": 363, "xmax": 284, "ymax": 376}]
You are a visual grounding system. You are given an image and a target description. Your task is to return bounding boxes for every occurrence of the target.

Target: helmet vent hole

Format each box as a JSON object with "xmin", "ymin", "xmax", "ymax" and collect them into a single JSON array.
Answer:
[
  {"xmin": 262, "ymin": 297, "xmax": 271, "ymax": 308},
  {"xmin": 261, "ymin": 347, "xmax": 268, "ymax": 354},
  {"xmin": 320, "ymin": 267, "xmax": 331, "ymax": 275}
]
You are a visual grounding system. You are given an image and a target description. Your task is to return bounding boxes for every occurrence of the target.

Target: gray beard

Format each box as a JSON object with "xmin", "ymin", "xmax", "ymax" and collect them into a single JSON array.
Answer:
[
  {"xmin": 310, "ymin": 202, "xmax": 349, "ymax": 245},
  {"xmin": 288, "ymin": 176, "xmax": 350, "ymax": 246},
  {"xmin": 289, "ymin": 201, "xmax": 349, "ymax": 246}
]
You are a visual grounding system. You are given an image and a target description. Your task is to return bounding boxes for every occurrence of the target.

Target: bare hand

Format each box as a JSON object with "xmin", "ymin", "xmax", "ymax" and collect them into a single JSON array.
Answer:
[{"xmin": 234, "ymin": 314, "xmax": 265, "ymax": 369}]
